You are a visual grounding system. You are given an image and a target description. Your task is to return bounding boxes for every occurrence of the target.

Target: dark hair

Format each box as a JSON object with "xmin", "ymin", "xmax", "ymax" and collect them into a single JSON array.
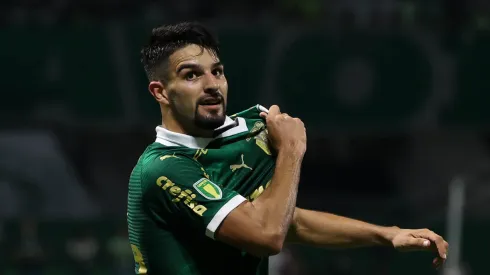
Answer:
[{"xmin": 140, "ymin": 22, "xmax": 220, "ymax": 82}]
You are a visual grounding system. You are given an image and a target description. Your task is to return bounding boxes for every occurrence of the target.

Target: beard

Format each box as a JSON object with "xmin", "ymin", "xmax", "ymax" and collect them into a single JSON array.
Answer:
[
  {"xmin": 194, "ymin": 101, "xmax": 227, "ymax": 130},
  {"xmin": 169, "ymin": 92, "xmax": 227, "ymax": 132}
]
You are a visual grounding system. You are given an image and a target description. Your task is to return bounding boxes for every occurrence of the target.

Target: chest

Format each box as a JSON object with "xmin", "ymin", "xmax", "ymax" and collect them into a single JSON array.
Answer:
[{"xmin": 194, "ymin": 129, "xmax": 275, "ymax": 199}]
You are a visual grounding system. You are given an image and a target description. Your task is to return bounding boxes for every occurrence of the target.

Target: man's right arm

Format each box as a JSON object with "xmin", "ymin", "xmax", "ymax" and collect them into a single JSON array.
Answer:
[{"xmin": 215, "ymin": 105, "xmax": 306, "ymax": 257}]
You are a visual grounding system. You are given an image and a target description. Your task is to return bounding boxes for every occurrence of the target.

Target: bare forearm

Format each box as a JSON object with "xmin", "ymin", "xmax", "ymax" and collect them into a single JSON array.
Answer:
[
  {"xmin": 252, "ymin": 150, "xmax": 303, "ymax": 240},
  {"xmin": 288, "ymin": 208, "xmax": 400, "ymax": 248}
]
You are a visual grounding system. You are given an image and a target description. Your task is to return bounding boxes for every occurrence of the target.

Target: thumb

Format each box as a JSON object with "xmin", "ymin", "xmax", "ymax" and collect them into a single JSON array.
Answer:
[
  {"xmin": 409, "ymin": 238, "xmax": 431, "ymax": 249},
  {"xmin": 268, "ymin": 105, "xmax": 281, "ymax": 116}
]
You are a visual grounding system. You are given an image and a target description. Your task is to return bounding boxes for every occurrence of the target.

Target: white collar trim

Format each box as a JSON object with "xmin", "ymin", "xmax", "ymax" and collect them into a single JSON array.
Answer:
[{"xmin": 155, "ymin": 116, "xmax": 248, "ymax": 149}]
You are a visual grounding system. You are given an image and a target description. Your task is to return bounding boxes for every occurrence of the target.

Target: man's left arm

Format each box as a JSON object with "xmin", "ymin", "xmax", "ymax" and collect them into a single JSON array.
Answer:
[{"xmin": 287, "ymin": 208, "xmax": 448, "ymax": 268}]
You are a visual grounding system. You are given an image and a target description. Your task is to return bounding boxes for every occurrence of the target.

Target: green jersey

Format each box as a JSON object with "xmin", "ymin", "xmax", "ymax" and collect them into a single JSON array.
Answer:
[{"xmin": 127, "ymin": 105, "xmax": 276, "ymax": 275}]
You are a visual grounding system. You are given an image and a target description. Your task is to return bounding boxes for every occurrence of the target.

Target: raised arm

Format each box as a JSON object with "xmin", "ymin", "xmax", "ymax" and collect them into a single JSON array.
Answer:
[{"xmin": 215, "ymin": 105, "xmax": 306, "ymax": 257}]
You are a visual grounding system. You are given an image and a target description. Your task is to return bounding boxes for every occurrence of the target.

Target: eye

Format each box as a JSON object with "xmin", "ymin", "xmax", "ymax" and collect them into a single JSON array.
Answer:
[
  {"xmin": 212, "ymin": 68, "xmax": 224, "ymax": 77},
  {"xmin": 185, "ymin": 72, "xmax": 197, "ymax": 81}
]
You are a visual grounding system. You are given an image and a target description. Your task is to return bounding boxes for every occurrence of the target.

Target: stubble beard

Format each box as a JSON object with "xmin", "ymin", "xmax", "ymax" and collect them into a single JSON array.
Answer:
[
  {"xmin": 194, "ymin": 102, "xmax": 226, "ymax": 130},
  {"xmin": 168, "ymin": 94, "xmax": 227, "ymax": 132}
]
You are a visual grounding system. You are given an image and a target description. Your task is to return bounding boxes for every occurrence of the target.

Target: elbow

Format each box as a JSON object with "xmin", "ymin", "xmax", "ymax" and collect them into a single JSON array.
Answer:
[
  {"xmin": 250, "ymin": 231, "xmax": 285, "ymax": 257},
  {"xmin": 265, "ymin": 233, "xmax": 285, "ymax": 256}
]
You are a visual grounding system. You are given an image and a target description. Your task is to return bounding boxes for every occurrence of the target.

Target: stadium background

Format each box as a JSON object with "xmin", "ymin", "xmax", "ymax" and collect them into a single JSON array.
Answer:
[{"xmin": 1, "ymin": 0, "xmax": 489, "ymax": 274}]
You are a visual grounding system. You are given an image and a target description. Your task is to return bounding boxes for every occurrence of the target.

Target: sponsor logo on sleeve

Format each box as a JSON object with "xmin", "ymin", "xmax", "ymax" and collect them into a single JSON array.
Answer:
[{"xmin": 193, "ymin": 178, "xmax": 223, "ymax": 200}]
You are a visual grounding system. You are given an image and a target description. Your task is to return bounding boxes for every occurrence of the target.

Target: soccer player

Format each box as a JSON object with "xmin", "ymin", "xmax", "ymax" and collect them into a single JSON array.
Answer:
[{"xmin": 127, "ymin": 22, "xmax": 449, "ymax": 275}]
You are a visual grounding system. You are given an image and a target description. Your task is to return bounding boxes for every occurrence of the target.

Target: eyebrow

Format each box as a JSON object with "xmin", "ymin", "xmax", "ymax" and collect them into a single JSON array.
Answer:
[{"xmin": 176, "ymin": 62, "xmax": 223, "ymax": 74}]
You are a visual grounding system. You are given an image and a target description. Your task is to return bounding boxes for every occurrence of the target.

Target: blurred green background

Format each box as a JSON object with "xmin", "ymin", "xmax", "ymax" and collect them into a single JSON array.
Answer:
[{"xmin": 1, "ymin": 1, "xmax": 490, "ymax": 275}]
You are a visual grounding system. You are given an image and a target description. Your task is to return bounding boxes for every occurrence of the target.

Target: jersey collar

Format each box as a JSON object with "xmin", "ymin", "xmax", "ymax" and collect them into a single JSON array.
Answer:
[{"xmin": 155, "ymin": 116, "xmax": 248, "ymax": 149}]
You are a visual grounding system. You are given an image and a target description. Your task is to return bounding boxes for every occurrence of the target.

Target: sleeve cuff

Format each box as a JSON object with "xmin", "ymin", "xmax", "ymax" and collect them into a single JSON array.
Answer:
[{"xmin": 205, "ymin": 195, "xmax": 247, "ymax": 239}]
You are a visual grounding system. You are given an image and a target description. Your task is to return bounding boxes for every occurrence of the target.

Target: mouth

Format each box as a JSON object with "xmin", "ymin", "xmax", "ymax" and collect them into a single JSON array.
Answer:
[
  {"xmin": 199, "ymin": 97, "xmax": 222, "ymax": 106},
  {"xmin": 198, "ymin": 97, "xmax": 223, "ymax": 112}
]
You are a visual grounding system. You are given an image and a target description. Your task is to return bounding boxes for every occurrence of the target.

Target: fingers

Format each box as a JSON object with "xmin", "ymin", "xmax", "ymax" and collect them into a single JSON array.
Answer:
[
  {"xmin": 262, "ymin": 105, "xmax": 293, "ymax": 120},
  {"xmin": 398, "ymin": 237, "xmax": 430, "ymax": 252},
  {"xmin": 433, "ymin": 257, "xmax": 444, "ymax": 270},
  {"xmin": 397, "ymin": 228, "xmax": 448, "ymax": 270},
  {"xmin": 408, "ymin": 238, "xmax": 431, "ymax": 249},
  {"xmin": 268, "ymin": 105, "xmax": 281, "ymax": 116},
  {"xmin": 261, "ymin": 105, "xmax": 304, "ymax": 130},
  {"xmin": 418, "ymin": 229, "xmax": 448, "ymax": 260}
]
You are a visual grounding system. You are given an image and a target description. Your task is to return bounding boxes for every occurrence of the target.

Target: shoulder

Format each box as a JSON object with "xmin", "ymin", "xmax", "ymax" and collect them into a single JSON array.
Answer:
[
  {"xmin": 140, "ymin": 143, "xmax": 196, "ymax": 169},
  {"xmin": 141, "ymin": 150, "xmax": 205, "ymax": 189},
  {"xmin": 143, "ymin": 149, "xmax": 201, "ymax": 174}
]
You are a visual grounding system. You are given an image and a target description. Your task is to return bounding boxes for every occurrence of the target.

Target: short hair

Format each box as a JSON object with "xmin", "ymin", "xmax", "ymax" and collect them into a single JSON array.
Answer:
[{"xmin": 140, "ymin": 22, "xmax": 220, "ymax": 82}]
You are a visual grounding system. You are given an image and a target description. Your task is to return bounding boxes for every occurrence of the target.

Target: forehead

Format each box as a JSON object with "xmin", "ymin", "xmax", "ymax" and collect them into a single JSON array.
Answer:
[{"xmin": 169, "ymin": 44, "xmax": 220, "ymax": 69}]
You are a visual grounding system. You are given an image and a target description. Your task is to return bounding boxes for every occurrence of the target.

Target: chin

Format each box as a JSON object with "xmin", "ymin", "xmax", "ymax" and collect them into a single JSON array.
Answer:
[
  {"xmin": 195, "ymin": 103, "xmax": 227, "ymax": 130},
  {"xmin": 195, "ymin": 114, "xmax": 226, "ymax": 130}
]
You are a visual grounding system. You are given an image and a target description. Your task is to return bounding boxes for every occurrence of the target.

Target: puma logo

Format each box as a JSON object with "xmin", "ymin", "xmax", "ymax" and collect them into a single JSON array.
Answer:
[
  {"xmin": 230, "ymin": 154, "xmax": 253, "ymax": 172},
  {"xmin": 160, "ymin": 154, "xmax": 179, "ymax": 161}
]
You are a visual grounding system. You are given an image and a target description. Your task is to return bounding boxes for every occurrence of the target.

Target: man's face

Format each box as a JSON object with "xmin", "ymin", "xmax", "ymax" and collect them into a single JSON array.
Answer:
[{"xmin": 164, "ymin": 44, "xmax": 228, "ymax": 130}]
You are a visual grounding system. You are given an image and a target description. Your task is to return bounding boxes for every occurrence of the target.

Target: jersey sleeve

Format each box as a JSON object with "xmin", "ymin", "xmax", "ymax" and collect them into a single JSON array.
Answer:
[{"xmin": 141, "ymin": 155, "xmax": 246, "ymax": 239}]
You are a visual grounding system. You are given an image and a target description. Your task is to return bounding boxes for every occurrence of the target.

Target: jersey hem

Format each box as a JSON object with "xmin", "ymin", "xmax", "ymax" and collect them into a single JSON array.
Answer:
[{"xmin": 205, "ymin": 194, "xmax": 247, "ymax": 239}]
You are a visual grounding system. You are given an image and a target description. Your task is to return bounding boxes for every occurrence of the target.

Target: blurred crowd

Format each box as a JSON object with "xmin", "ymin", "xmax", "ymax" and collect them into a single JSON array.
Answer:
[
  {"xmin": 1, "ymin": 0, "xmax": 487, "ymax": 29},
  {"xmin": 0, "ymin": 219, "xmax": 134, "ymax": 275}
]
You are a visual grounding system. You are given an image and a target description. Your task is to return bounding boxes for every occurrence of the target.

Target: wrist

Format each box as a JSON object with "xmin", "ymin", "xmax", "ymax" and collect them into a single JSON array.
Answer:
[
  {"xmin": 279, "ymin": 143, "xmax": 306, "ymax": 157},
  {"xmin": 377, "ymin": 226, "xmax": 401, "ymax": 247}
]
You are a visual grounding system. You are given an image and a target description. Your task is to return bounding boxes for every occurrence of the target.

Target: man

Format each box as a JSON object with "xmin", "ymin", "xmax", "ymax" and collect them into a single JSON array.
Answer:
[{"xmin": 127, "ymin": 22, "xmax": 448, "ymax": 275}]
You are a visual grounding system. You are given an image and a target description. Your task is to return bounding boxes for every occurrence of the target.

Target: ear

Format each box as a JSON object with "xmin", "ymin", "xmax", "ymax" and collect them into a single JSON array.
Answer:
[{"xmin": 148, "ymin": 81, "xmax": 168, "ymax": 104}]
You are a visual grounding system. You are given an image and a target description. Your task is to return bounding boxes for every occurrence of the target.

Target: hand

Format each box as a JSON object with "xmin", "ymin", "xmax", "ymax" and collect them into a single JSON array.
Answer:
[
  {"xmin": 260, "ymin": 105, "xmax": 306, "ymax": 155},
  {"xmin": 391, "ymin": 228, "xmax": 449, "ymax": 269}
]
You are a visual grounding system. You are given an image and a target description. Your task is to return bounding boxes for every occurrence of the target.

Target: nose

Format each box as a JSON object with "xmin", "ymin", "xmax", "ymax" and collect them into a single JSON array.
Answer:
[{"xmin": 203, "ymin": 72, "xmax": 220, "ymax": 95}]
